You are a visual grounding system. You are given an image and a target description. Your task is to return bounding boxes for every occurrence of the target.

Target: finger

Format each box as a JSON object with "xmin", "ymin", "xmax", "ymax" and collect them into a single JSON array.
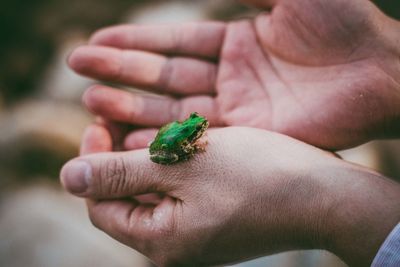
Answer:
[
  {"xmin": 86, "ymin": 196, "xmax": 176, "ymax": 252},
  {"xmin": 60, "ymin": 150, "xmax": 177, "ymax": 199},
  {"xmin": 86, "ymin": 199, "xmax": 138, "ymax": 245},
  {"xmin": 124, "ymin": 129, "xmax": 158, "ymax": 150},
  {"xmin": 83, "ymin": 85, "xmax": 222, "ymax": 126},
  {"xmin": 80, "ymin": 124, "xmax": 113, "ymax": 156},
  {"xmin": 68, "ymin": 45, "xmax": 217, "ymax": 95},
  {"xmin": 89, "ymin": 22, "xmax": 226, "ymax": 59},
  {"xmin": 99, "ymin": 118, "xmax": 134, "ymax": 151}
]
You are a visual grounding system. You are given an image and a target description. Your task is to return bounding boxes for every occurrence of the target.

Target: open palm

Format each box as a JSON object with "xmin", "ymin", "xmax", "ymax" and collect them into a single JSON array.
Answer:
[{"xmin": 69, "ymin": 0, "xmax": 400, "ymax": 150}]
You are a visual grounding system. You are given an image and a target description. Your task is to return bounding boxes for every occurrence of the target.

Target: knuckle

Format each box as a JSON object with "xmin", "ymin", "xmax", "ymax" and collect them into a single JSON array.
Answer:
[
  {"xmin": 171, "ymin": 26, "xmax": 184, "ymax": 52},
  {"xmin": 169, "ymin": 98, "xmax": 183, "ymax": 121},
  {"xmin": 111, "ymin": 51, "xmax": 124, "ymax": 81},
  {"xmin": 159, "ymin": 58, "xmax": 175, "ymax": 91}
]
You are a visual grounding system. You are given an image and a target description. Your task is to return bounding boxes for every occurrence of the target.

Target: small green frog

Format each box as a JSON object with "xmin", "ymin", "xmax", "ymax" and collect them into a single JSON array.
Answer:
[{"xmin": 149, "ymin": 112, "xmax": 209, "ymax": 165}]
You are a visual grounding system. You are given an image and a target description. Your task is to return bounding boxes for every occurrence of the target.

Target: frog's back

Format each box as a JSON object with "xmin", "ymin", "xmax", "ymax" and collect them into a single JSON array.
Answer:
[
  {"xmin": 163, "ymin": 123, "xmax": 196, "ymax": 144},
  {"xmin": 149, "ymin": 113, "xmax": 207, "ymax": 153},
  {"xmin": 150, "ymin": 122, "xmax": 183, "ymax": 151}
]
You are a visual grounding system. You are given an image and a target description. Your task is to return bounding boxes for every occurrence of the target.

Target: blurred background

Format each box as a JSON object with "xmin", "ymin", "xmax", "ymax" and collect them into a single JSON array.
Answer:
[{"xmin": 0, "ymin": 0, "xmax": 399, "ymax": 266}]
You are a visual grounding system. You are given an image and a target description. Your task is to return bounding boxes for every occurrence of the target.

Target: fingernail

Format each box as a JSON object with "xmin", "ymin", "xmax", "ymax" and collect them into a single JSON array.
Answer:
[{"xmin": 60, "ymin": 160, "xmax": 92, "ymax": 194}]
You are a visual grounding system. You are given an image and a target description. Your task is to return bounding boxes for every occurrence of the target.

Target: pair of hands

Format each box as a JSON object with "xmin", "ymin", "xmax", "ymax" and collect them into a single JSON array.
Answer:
[{"xmin": 61, "ymin": 0, "xmax": 400, "ymax": 266}]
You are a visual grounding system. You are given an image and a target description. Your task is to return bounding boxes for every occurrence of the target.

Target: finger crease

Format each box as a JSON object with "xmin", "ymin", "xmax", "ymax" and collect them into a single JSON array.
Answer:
[
  {"xmin": 113, "ymin": 51, "xmax": 126, "ymax": 82},
  {"xmin": 158, "ymin": 58, "xmax": 175, "ymax": 93},
  {"xmin": 169, "ymin": 98, "xmax": 182, "ymax": 121},
  {"xmin": 207, "ymin": 64, "xmax": 218, "ymax": 94}
]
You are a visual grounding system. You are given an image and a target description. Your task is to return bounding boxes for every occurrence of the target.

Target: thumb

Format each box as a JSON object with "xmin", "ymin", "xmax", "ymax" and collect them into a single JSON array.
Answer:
[{"xmin": 60, "ymin": 150, "xmax": 174, "ymax": 199}]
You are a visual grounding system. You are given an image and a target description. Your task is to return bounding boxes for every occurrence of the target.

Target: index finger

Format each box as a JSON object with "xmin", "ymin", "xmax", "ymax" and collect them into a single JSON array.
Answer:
[{"xmin": 89, "ymin": 22, "xmax": 226, "ymax": 59}]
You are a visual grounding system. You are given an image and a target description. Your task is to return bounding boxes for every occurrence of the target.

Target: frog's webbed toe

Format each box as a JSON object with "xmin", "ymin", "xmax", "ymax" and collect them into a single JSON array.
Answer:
[
  {"xmin": 182, "ymin": 144, "xmax": 196, "ymax": 154},
  {"xmin": 194, "ymin": 136, "xmax": 208, "ymax": 152}
]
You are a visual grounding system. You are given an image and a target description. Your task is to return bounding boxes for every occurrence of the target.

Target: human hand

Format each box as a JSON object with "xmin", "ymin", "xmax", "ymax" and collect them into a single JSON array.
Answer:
[
  {"xmin": 61, "ymin": 126, "xmax": 400, "ymax": 267},
  {"xmin": 68, "ymin": 0, "xmax": 400, "ymax": 150}
]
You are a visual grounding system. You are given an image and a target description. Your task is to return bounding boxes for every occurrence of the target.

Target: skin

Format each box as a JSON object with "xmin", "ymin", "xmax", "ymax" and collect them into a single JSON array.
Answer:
[
  {"xmin": 67, "ymin": 0, "xmax": 400, "ymax": 150},
  {"xmin": 61, "ymin": 0, "xmax": 400, "ymax": 266},
  {"xmin": 61, "ymin": 126, "xmax": 400, "ymax": 267}
]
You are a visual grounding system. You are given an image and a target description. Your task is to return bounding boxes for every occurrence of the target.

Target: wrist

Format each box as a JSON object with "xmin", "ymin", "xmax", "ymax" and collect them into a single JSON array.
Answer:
[{"xmin": 316, "ymin": 161, "xmax": 400, "ymax": 266}]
